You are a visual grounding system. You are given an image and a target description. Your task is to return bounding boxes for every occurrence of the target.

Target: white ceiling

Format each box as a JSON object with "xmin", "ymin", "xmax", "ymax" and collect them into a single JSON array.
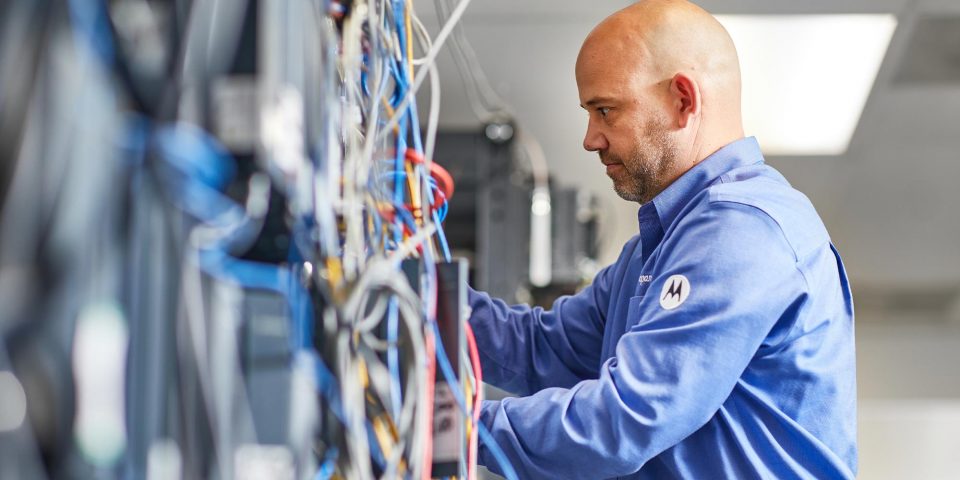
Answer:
[{"xmin": 414, "ymin": 0, "xmax": 960, "ymax": 317}]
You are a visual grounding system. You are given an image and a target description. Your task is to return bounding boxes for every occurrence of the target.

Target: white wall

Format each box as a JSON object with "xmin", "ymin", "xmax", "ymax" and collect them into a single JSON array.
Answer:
[{"xmin": 859, "ymin": 399, "xmax": 960, "ymax": 480}]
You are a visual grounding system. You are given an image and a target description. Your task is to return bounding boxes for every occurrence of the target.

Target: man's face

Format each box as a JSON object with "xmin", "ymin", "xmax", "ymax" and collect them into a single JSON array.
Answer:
[
  {"xmin": 576, "ymin": 42, "xmax": 680, "ymax": 204},
  {"xmin": 599, "ymin": 112, "xmax": 678, "ymax": 204}
]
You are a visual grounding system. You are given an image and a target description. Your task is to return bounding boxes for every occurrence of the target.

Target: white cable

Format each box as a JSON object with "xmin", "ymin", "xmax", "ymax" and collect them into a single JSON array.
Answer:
[
  {"xmin": 376, "ymin": 0, "xmax": 474, "ymax": 141},
  {"xmin": 340, "ymin": 253, "xmax": 427, "ymax": 479},
  {"xmin": 340, "ymin": 3, "xmax": 370, "ymax": 279},
  {"xmin": 336, "ymin": 330, "xmax": 373, "ymax": 480},
  {"xmin": 424, "ymin": 62, "xmax": 441, "ymax": 166},
  {"xmin": 410, "ymin": 11, "xmax": 434, "ymax": 65}
]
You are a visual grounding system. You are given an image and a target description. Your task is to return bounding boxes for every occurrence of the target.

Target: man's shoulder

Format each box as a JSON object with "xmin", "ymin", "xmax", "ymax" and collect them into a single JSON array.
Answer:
[{"xmin": 696, "ymin": 164, "xmax": 831, "ymax": 261}]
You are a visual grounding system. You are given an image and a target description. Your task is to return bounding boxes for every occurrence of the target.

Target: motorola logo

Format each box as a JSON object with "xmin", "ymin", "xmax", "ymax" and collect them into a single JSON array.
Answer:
[{"xmin": 659, "ymin": 274, "xmax": 690, "ymax": 310}]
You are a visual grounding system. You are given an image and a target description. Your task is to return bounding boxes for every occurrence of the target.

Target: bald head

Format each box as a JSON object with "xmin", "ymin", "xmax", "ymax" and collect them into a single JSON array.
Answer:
[
  {"xmin": 576, "ymin": 0, "xmax": 744, "ymax": 203},
  {"xmin": 589, "ymin": 2, "xmax": 739, "ymax": 90}
]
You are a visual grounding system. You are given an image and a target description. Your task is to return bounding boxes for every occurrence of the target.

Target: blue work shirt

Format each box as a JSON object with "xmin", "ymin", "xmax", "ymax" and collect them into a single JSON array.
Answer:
[{"xmin": 469, "ymin": 137, "xmax": 857, "ymax": 479}]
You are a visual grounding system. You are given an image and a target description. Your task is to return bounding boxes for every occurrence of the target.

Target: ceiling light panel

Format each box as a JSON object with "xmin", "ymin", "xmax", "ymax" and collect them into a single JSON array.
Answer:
[{"xmin": 716, "ymin": 15, "xmax": 898, "ymax": 156}]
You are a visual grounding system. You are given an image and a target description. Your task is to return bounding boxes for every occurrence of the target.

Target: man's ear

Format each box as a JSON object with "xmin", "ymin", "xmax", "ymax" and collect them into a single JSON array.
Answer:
[{"xmin": 670, "ymin": 72, "xmax": 700, "ymax": 128}]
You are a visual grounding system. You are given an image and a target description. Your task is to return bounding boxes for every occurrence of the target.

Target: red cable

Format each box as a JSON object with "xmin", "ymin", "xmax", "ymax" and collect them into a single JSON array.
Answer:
[
  {"xmin": 464, "ymin": 323, "xmax": 482, "ymax": 418},
  {"xmin": 464, "ymin": 322, "xmax": 483, "ymax": 480},
  {"xmin": 405, "ymin": 149, "xmax": 455, "ymax": 204},
  {"xmin": 421, "ymin": 329, "xmax": 436, "ymax": 480}
]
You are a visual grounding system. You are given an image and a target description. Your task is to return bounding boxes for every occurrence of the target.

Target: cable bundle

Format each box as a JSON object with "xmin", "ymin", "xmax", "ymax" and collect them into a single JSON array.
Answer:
[{"xmin": 0, "ymin": 0, "xmax": 518, "ymax": 479}]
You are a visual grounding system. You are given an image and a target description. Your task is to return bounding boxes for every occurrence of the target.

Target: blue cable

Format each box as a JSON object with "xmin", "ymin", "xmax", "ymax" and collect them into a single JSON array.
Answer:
[
  {"xmin": 429, "ymin": 322, "xmax": 519, "ymax": 480},
  {"xmin": 475, "ymin": 422, "xmax": 517, "ymax": 480},
  {"xmin": 154, "ymin": 125, "xmax": 236, "ymax": 189},
  {"xmin": 314, "ymin": 447, "xmax": 338, "ymax": 480},
  {"xmin": 119, "ymin": 115, "xmax": 151, "ymax": 165},
  {"xmin": 406, "ymin": 100, "xmax": 424, "ymax": 154},
  {"xmin": 437, "ymin": 201, "xmax": 448, "ymax": 223},
  {"xmin": 388, "ymin": 60, "xmax": 407, "ymax": 107},
  {"xmin": 375, "ymin": 172, "xmax": 448, "ymax": 226},
  {"xmin": 304, "ymin": 352, "xmax": 346, "ymax": 424},
  {"xmin": 360, "ymin": 52, "xmax": 372, "ymax": 96},
  {"xmin": 67, "ymin": 0, "xmax": 115, "ymax": 64},
  {"xmin": 153, "ymin": 131, "xmax": 343, "ymax": 423},
  {"xmin": 380, "ymin": 10, "xmax": 450, "ymax": 272},
  {"xmin": 198, "ymin": 250, "xmax": 310, "ymax": 348},
  {"xmin": 391, "ymin": 101, "xmax": 409, "ymax": 255},
  {"xmin": 377, "ymin": 60, "xmax": 426, "ymax": 434},
  {"xmin": 148, "ymin": 78, "xmax": 405, "ymax": 477},
  {"xmin": 366, "ymin": 423, "xmax": 388, "ymax": 469},
  {"xmin": 153, "ymin": 124, "xmax": 244, "ymax": 224},
  {"xmin": 153, "ymin": 122, "xmax": 317, "ymax": 356},
  {"xmin": 432, "ymin": 209, "xmax": 452, "ymax": 262}
]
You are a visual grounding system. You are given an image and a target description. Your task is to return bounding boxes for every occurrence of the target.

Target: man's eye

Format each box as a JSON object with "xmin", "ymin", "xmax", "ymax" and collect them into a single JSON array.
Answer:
[{"xmin": 599, "ymin": 107, "xmax": 611, "ymax": 117}]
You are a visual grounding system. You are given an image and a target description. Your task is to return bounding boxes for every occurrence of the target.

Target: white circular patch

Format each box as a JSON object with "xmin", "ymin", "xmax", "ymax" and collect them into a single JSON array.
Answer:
[{"xmin": 659, "ymin": 274, "xmax": 691, "ymax": 310}]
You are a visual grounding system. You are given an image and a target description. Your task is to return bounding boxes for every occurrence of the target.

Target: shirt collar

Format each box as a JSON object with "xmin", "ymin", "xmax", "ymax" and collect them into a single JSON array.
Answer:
[{"xmin": 636, "ymin": 136, "xmax": 764, "ymax": 232}]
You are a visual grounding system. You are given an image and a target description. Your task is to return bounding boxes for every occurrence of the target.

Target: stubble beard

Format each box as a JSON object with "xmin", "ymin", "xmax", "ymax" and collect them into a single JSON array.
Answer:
[{"xmin": 604, "ymin": 118, "xmax": 679, "ymax": 205}]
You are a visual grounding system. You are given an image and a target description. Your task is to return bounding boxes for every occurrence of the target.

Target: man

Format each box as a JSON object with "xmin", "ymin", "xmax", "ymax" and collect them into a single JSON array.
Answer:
[{"xmin": 467, "ymin": 1, "xmax": 857, "ymax": 478}]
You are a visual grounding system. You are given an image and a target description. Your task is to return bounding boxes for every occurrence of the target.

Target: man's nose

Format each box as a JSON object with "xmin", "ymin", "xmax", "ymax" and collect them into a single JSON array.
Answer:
[{"xmin": 583, "ymin": 121, "xmax": 608, "ymax": 152}]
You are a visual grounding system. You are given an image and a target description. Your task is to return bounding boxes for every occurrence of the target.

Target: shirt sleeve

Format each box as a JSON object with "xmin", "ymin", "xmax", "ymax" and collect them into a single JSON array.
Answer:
[
  {"xmin": 477, "ymin": 201, "xmax": 806, "ymax": 479},
  {"xmin": 467, "ymin": 255, "xmax": 622, "ymax": 396}
]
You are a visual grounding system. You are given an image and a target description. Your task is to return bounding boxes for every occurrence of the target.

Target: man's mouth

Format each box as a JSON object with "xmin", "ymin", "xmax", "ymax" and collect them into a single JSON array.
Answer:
[
  {"xmin": 605, "ymin": 163, "xmax": 624, "ymax": 174},
  {"xmin": 599, "ymin": 153, "xmax": 619, "ymax": 166},
  {"xmin": 599, "ymin": 153, "xmax": 624, "ymax": 174}
]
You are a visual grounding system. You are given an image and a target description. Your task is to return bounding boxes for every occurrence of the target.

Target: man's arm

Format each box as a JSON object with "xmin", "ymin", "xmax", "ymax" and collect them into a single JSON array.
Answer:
[
  {"xmin": 477, "ymin": 202, "xmax": 805, "ymax": 478},
  {"xmin": 467, "ymin": 241, "xmax": 632, "ymax": 395}
]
